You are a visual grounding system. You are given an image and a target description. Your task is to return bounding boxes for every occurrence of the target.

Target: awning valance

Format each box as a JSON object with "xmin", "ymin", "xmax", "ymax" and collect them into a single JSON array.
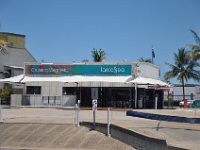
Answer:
[
  {"xmin": 0, "ymin": 74, "xmax": 24, "ymax": 83},
  {"xmin": 0, "ymin": 75, "xmax": 133, "ymax": 83},
  {"xmin": 129, "ymin": 76, "xmax": 171, "ymax": 87},
  {"xmin": 61, "ymin": 75, "xmax": 132, "ymax": 83}
]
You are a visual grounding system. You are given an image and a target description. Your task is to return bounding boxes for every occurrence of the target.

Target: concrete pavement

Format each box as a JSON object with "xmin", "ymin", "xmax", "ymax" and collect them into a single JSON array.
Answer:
[
  {"xmin": 0, "ymin": 107, "xmax": 200, "ymax": 150},
  {"xmin": 0, "ymin": 123, "xmax": 134, "ymax": 150}
]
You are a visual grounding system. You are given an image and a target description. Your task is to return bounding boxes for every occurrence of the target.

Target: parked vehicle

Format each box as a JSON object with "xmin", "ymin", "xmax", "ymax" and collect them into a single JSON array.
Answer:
[{"xmin": 179, "ymin": 100, "xmax": 195, "ymax": 107}]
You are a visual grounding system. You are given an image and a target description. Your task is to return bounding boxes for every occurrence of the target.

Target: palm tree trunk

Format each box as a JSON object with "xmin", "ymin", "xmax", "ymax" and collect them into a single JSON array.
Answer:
[{"xmin": 181, "ymin": 78, "xmax": 185, "ymax": 100}]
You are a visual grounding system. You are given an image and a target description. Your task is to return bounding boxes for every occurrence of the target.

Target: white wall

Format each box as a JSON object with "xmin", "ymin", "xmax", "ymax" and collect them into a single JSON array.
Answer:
[
  {"xmin": 196, "ymin": 86, "xmax": 200, "ymax": 100},
  {"xmin": 171, "ymin": 85, "xmax": 200, "ymax": 101},
  {"xmin": 11, "ymin": 94, "xmax": 22, "ymax": 106},
  {"xmin": 0, "ymin": 47, "xmax": 36, "ymax": 68},
  {"xmin": 24, "ymin": 81, "xmax": 63, "ymax": 96},
  {"xmin": 135, "ymin": 62, "xmax": 160, "ymax": 79}
]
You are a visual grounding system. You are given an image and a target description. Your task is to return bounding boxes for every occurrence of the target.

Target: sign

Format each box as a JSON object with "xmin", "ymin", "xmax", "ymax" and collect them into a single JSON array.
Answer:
[
  {"xmin": 92, "ymin": 99, "xmax": 98, "ymax": 111},
  {"xmin": 25, "ymin": 64, "xmax": 132, "ymax": 76}
]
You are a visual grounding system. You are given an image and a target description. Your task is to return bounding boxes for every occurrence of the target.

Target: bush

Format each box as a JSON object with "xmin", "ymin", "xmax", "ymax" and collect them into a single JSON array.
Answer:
[{"xmin": 0, "ymin": 84, "xmax": 13, "ymax": 104}]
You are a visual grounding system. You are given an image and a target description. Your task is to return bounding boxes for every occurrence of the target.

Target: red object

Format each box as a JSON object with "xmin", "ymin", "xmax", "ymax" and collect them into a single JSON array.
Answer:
[
  {"xmin": 184, "ymin": 99, "xmax": 188, "ymax": 108},
  {"xmin": 159, "ymin": 88, "xmax": 170, "ymax": 92}
]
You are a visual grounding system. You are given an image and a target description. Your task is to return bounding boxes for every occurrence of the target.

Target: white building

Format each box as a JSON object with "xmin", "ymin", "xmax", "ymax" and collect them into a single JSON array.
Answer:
[
  {"xmin": 3, "ymin": 61, "xmax": 169, "ymax": 109},
  {"xmin": 0, "ymin": 32, "xmax": 170, "ymax": 109},
  {"xmin": 172, "ymin": 84, "xmax": 200, "ymax": 101}
]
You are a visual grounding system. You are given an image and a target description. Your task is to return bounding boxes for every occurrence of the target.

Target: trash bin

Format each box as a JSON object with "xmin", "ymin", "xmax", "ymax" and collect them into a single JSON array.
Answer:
[{"xmin": 184, "ymin": 99, "xmax": 188, "ymax": 108}]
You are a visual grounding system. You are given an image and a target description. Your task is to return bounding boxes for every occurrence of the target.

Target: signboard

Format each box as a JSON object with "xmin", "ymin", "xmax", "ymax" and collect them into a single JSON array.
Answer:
[
  {"xmin": 25, "ymin": 64, "xmax": 132, "ymax": 76},
  {"xmin": 92, "ymin": 99, "xmax": 98, "ymax": 111}
]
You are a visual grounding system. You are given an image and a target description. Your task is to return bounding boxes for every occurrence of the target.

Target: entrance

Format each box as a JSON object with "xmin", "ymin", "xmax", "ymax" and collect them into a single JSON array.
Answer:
[{"xmin": 80, "ymin": 87, "xmax": 91, "ymax": 107}]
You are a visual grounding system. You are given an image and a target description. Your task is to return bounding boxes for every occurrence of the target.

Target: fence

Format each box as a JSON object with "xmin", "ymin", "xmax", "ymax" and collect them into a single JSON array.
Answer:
[{"xmin": 11, "ymin": 94, "xmax": 76, "ymax": 108}]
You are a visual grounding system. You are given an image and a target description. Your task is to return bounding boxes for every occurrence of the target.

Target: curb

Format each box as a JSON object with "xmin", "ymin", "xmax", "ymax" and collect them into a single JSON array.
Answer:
[
  {"xmin": 81, "ymin": 122, "xmax": 188, "ymax": 150},
  {"xmin": 127, "ymin": 110, "xmax": 200, "ymax": 124}
]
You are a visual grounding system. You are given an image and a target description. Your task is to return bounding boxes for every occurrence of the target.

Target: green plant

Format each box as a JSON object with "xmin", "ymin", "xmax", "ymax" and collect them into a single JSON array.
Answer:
[
  {"xmin": 164, "ymin": 48, "xmax": 200, "ymax": 100},
  {"xmin": 91, "ymin": 48, "xmax": 106, "ymax": 62},
  {"xmin": 188, "ymin": 30, "xmax": 200, "ymax": 61},
  {"xmin": 0, "ymin": 84, "xmax": 13, "ymax": 99}
]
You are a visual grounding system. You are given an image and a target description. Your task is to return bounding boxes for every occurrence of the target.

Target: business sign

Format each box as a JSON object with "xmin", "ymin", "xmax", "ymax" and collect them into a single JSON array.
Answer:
[{"xmin": 25, "ymin": 64, "xmax": 132, "ymax": 76}]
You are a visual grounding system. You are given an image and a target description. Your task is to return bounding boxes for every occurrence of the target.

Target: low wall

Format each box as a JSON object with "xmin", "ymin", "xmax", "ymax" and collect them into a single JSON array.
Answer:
[
  {"xmin": 11, "ymin": 94, "xmax": 22, "ymax": 106},
  {"xmin": 127, "ymin": 110, "xmax": 200, "ymax": 124},
  {"xmin": 81, "ymin": 122, "xmax": 187, "ymax": 150}
]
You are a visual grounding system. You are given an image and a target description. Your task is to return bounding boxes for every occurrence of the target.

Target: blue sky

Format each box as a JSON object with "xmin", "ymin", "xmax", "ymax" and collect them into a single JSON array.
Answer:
[{"xmin": 0, "ymin": 0, "xmax": 200, "ymax": 83}]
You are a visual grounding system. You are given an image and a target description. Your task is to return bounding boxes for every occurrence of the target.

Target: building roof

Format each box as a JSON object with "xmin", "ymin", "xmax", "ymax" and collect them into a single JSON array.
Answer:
[
  {"xmin": 129, "ymin": 76, "xmax": 171, "ymax": 87},
  {"xmin": 0, "ymin": 47, "xmax": 37, "ymax": 69},
  {"xmin": 0, "ymin": 32, "xmax": 25, "ymax": 37}
]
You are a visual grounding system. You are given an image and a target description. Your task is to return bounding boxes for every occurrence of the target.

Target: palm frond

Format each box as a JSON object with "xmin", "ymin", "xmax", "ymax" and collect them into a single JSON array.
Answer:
[
  {"xmin": 91, "ymin": 48, "xmax": 106, "ymax": 62},
  {"xmin": 190, "ymin": 29, "xmax": 200, "ymax": 45}
]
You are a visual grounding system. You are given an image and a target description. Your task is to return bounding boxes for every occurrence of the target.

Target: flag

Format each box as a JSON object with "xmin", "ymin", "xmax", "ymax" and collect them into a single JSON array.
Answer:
[{"xmin": 152, "ymin": 49, "xmax": 155, "ymax": 58}]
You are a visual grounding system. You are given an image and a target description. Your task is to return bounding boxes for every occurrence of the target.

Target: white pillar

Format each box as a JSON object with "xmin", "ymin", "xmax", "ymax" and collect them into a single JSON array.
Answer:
[
  {"xmin": 155, "ymin": 96, "xmax": 158, "ymax": 110},
  {"xmin": 135, "ymin": 84, "xmax": 137, "ymax": 109}
]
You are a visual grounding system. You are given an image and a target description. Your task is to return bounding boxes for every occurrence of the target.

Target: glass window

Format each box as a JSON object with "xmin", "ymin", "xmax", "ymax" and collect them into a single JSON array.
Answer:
[
  {"xmin": 26, "ymin": 86, "xmax": 41, "ymax": 94},
  {"xmin": 63, "ymin": 87, "xmax": 77, "ymax": 95},
  {"xmin": 112, "ymin": 89, "xmax": 130, "ymax": 100}
]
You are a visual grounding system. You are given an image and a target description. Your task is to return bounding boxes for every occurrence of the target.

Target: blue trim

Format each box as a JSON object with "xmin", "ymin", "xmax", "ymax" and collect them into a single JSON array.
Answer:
[{"xmin": 126, "ymin": 110, "xmax": 200, "ymax": 124}]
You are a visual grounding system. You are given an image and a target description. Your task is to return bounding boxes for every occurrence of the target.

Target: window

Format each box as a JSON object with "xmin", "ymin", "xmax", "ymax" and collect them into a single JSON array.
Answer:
[
  {"xmin": 111, "ymin": 89, "xmax": 130, "ymax": 100},
  {"xmin": 26, "ymin": 86, "xmax": 41, "ymax": 94},
  {"xmin": 63, "ymin": 87, "xmax": 77, "ymax": 95}
]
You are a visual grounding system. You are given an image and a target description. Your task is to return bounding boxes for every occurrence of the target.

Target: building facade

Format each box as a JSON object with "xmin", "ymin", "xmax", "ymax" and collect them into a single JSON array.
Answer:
[
  {"xmin": 17, "ymin": 62, "xmax": 164, "ymax": 109},
  {"xmin": 172, "ymin": 84, "xmax": 200, "ymax": 101},
  {"xmin": 0, "ymin": 32, "xmax": 166, "ymax": 109},
  {"xmin": 0, "ymin": 32, "xmax": 37, "ymax": 89}
]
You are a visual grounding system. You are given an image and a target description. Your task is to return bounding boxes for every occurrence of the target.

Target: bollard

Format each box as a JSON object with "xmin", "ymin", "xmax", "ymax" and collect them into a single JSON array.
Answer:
[
  {"xmin": 93, "ymin": 110, "xmax": 96, "ymax": 126},
  {"xmin": 75, "ymin": 104, "xmax": 78, "ymax": 124},
  {"xmin": 107, "ymin": 107, "xmax": 111, "ymax": 137},
  {"xmin": 75, "ymin": 103, "xmax": 80, "ymax": 127},
  {"xmin": 0, "ymin": 104, "xmax": 3, "ymax": 122},
  {"xmin": 77, "ymin": 101, "xmax": 80, "ymax": 127},
  {"xmin": 92, "ymin": 99, "xmax": 97, "ymax": 127}
]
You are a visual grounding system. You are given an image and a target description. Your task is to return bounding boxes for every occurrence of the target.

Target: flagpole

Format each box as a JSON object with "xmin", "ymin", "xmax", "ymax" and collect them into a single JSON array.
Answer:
[{"xmin": 152, "ymin": 46, "xmax": 155, "ymax": 64}]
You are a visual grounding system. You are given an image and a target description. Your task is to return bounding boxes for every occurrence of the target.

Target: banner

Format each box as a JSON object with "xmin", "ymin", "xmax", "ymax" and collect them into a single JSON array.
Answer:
[{"xmin": 25, "ymin": 64, "xmax": 132, "ymax": 76}]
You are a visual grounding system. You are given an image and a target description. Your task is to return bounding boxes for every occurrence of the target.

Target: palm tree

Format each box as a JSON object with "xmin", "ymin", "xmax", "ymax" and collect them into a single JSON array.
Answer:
[
  {"xmin": 164, "ymin": 48, "xmax": 200, "ymax": 100},
  {"xmin": 138, "ymin": 58, "xmax": 152, "ymax": 63},
  {"xmin": 91, "ymin": 48, "xmax": 106, "ymax": 62},
  {"xmin": 82, "ymin": 59, "xmax": 89, "ymax": 63},
  {"xmin": 0, "ymin": 39, "xmax": 8, "ymax": 55},
  {"xmin": 188, "ymin": 30, "xmax": 200, "ymax": 61}
]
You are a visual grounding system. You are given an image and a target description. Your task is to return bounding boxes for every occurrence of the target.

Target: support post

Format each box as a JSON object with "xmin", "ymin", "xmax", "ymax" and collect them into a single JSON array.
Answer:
[
  {"xmin": 135, "ymin": 84, "xmax": 137, "ymax": 109},
  {"xmin": 107, "ymin": 107, "xmax": 111, "ymax": 137},
  {"xmin": 155, "ymin": 96, "xmax": 158, "ymax": 110},
  {"xmin": 0, "ymin": 99, "xmax": 3, "ymax": 122}
]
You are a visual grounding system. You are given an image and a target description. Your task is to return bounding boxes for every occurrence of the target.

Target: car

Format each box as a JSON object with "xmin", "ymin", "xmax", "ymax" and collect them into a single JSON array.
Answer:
[{"xmin": 179, "ymin": 100, "xmax": 195, "ymax": 107}]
